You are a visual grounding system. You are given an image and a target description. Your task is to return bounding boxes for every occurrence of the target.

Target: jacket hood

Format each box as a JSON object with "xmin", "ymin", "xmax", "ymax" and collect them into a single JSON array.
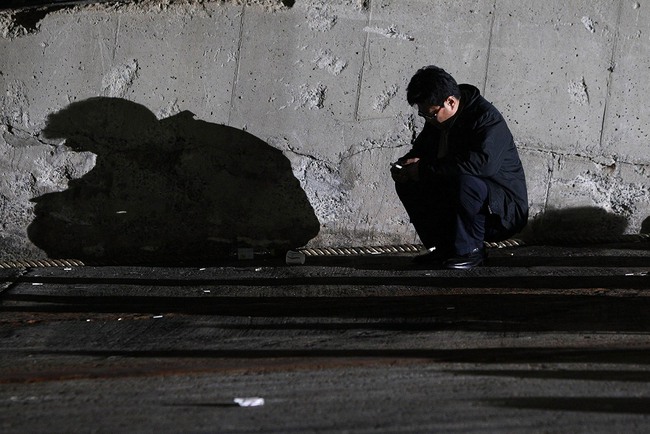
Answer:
[{"xmin": 459, "ymin": 84, "xmax": 482, "ymax": 109}]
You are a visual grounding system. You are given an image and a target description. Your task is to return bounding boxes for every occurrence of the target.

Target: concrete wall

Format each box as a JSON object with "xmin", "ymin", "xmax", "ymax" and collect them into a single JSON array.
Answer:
[{"xmin": 1, "ymin": 0, "xmax": 649, "ymax": 262}]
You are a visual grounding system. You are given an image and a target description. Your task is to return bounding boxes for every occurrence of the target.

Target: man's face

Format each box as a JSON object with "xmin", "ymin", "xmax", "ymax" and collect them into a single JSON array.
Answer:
[{"xmin": 417, "ymin": 96, "xmax": 459, "ymax": 124}]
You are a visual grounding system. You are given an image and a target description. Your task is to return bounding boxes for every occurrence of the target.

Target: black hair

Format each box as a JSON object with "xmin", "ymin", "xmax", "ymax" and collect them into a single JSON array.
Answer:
[{"xmin": 406, "ymin": 65, "xmax": 461, "ymax": 106}]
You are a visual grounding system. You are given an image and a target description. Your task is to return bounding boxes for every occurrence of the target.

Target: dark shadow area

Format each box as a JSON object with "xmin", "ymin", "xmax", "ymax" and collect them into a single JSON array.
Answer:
[
  {"xmin": 456, "ymin": 369, "xmax": 650, "ymax": 383},
  {"xmin": 520, "ymin": 206, "xmax": 629, "ymax": 244},
  {"xmin": 489, "ymin": 397, "xmax": 650, "ymax": 415},
  {"xmin": 30, "ymin": 347, "xmax": 650, "ymax": 366},
  {"xmin": 4, "ymin": 347, "xmax": 650, "ymax": 386},
  {"xmin": 642, "ymin": 216, "xmax": 650, "ymax": 234},
  {"xmin": 5, "ymin": 347, "xmax": 650, "ymax": 384},
  {"xmin": 5, "ymin": 292, "xmax": 650, "ymax": 332},
  {"xmin": 28, "ymin": 98, "xmax": 319, "ymax": 264},
  {"xmin": 3, "ymin": 272, "xmax": 648, "ymax": 291}
]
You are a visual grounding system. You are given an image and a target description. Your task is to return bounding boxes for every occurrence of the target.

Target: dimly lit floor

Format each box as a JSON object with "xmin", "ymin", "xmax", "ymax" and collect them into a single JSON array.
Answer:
[{"xmin": 1, "ymin": 243, "xmax": 650, "ymax": 432}]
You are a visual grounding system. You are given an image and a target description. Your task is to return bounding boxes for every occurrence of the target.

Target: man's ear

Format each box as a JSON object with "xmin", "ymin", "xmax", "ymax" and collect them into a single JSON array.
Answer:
[{"xmin": 446, "ymin": 96, "xmax": 460, "ymax": 112}]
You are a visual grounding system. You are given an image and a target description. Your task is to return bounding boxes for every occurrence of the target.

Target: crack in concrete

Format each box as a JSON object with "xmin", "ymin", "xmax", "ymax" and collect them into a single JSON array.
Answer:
[
  {"xmin": 482, "ymin": 0, "xmax": 497, "ymax": 95},
  {"xmin": 227, "ymin": 3, "xmax": 245, "ymax": 125},
  {"xmin": 353, "ymin": 0, "xmax": 371, "ymax": 121},
  {"xmin": 1, "ymin": 123, "xmax": 57, "ymax": 148},
  {"xmin": 599, "ymin": 0, "xmax": 624, "ymax": 151},
  {"xmin": 339, "ymin": 141, "xmax": 407, "ymax": 162},
  {"xmin": 517, "ymin": 145, "xmax": 643, "ymax": 169}
]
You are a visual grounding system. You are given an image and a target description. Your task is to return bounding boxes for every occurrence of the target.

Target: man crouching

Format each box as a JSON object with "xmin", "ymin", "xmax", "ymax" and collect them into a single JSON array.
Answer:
[{"xmin": 392, "ymin": 65, "xmax": 529, "ymax": 269}]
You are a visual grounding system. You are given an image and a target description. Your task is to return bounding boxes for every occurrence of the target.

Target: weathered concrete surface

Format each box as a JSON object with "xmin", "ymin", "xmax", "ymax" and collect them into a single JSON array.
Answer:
[
  {"xmin": 1, "ymin": 0, "xmax": 650, "ymax": 262},
  {"xmin": 1, "ymin": 244, "xmax": 650, "ymax": 432}
]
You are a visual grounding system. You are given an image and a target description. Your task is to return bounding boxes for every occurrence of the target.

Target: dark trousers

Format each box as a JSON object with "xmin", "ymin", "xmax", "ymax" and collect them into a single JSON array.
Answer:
[{"xmin": 395, "ymin": 174, "xmax": 501, "ymax": 256}]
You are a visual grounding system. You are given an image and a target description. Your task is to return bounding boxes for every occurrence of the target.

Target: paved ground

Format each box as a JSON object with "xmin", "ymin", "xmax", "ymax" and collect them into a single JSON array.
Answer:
[{"xmin": 1, "ymin": 243, "xmax": 650, "ymax": 433}]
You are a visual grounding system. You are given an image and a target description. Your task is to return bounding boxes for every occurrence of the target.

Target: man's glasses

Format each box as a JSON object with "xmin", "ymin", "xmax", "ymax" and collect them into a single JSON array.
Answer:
[{"xmin": 418, "ymin": 110, "xmax": 437, "ymax": 121}]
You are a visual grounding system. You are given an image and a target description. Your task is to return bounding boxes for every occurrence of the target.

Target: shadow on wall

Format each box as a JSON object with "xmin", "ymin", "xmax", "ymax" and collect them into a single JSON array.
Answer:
[
  {"xmin": 28, "ymin": 97, "xmax": 320, "ymax": 263},
  {"xmin": 520, "ymin": 206, "xmax": 629, "ymax": 243},
  {"xmin": 642, "ymin": 217, "xmax": 650, "ymax": 234}
]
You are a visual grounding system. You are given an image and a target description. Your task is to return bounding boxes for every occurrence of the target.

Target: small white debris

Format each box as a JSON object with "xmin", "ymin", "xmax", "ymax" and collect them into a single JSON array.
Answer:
[
  {"xmin": 32, "ymin": 283, "xmax": 43, "ymax": 286},
  {"xmin": 199, "ymin": 268, "xmax": 206, "ymax": 271},
  {"xmin": 64, "ymin": 267, "xmax": 72, "ymax": 271},
  {"xmin": 255, "ymin": 267, "xmax": 263, "ymax": 272},
  {"xmin": 116, "ymin": 211, "xmax": 127, "ymax": 214},
  {"xmin": 234, "ymin": 397, "xmax": 265, "ymax": 407},
  {"xmin": 153, "ymin": 315, "xmax": 163, "ymax": 319},
  {"xmin": 203, "ymin": 290, "xmax": 211, "ymax": 293}
]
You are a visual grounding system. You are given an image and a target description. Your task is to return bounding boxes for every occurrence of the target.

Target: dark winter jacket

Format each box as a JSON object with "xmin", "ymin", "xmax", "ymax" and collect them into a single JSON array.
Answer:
[{"xmin": 402, "ymin": 84, "xmax": 528, "ymax": 236}]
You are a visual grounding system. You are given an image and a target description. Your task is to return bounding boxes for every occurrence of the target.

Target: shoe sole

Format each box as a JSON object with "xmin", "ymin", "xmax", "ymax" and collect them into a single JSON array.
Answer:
[{"xmin": 444, "ymin": 257, "xmax": 486, "ymax": 270}]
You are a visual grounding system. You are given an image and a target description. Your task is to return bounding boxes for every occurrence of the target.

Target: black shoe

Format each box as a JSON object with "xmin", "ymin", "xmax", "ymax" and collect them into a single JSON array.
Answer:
[
  {"xmin": 412, "ymin": 247, "xmax": 450, "ymax": 265},
  {"xmin": 444, "ymin": 247, "xmax": 486, "ymax": 270}
]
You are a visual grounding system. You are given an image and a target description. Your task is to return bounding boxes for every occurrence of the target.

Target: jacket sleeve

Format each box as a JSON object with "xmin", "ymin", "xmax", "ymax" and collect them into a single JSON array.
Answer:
[{"xmin": 399, "ymin": 124, "xmax": 437, "ymax": 161}]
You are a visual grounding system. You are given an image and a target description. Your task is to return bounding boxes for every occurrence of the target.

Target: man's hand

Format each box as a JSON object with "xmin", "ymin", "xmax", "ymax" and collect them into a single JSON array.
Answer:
[{"xmin": 391, "ymin": 158, "xmax": 420, "ymax": 183}]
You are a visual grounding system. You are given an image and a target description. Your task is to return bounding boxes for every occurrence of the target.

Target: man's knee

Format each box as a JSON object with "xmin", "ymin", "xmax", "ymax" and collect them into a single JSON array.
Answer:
[
  {"xmin": 455, "ymin": 175, "xmax": 488, "ymax": 212},
  {"xmin": 457, "ymin": 174, "xmax": 487, "ymax": 197}
]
